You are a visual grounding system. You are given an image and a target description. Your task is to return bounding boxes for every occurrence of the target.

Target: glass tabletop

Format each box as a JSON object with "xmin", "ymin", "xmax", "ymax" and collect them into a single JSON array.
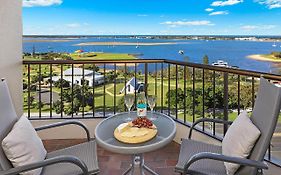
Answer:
[{"xmin": 95, "ymin": 112, "xmax": 176, "ymax": 154}]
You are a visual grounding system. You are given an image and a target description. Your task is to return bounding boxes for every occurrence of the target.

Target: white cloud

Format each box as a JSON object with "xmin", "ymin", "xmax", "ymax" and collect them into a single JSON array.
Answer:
[
  {"xmin": 255, "ymin": 0, "xmax": 281, "ymax": 9},
  {"xmin": 241, "ymin": 25, "xmax": 258, "ymax": 30},
  {"xmin": 241, "ymin": 25, "xmax": 276, "ymax": 30},
  {"xmin": 211, "ymin": 0, "xmax": 243, "ymax": 6},
  {"xmin": 205, "ymin": 8, "xmax": 214, "ymax": 12},
  {"xmin": 137, "ymin": 14, "xmax": 148, "ymax": 17},
  {"xmin": 66, "ymin": 23, "xmax": 81, "ymax": 28},
  {"xmin": 209, "ymin": 11, "xmax": 229, "ymax": 15},
  {"xmin": 161, "ymin": 20, "xmax": 215, "ymax": 27},
  {"xmin": 23, "ymin": 0, "xmax": 62, "ymax": 7}
]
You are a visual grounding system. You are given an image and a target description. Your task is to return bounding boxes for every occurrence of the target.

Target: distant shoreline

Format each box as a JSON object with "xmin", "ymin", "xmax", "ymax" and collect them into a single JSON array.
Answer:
[
  {"xmin": 23, "ymin": 35, "xmax": 281, "ymax": 42},
  {"xmin": 247, "ymin": 54, "xmax": 281, "ymax": 63},
  {"xmin": 23, "ymin": 39, "xmax": 71, "ymax": 43},
  {"xmin": 75, "ymin": 42, "xmax": 178, "ymax": 46}
]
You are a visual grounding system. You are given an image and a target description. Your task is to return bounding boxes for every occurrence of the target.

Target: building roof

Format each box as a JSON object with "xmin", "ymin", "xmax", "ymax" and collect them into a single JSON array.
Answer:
[
  {"xmin": 120, "ymin": 77, "xmax": 140, "ymax": 93},
  {"xmin": 63, "ymin": 68, "xmax": 101, "ymax": 76},
  {"xmin": 127, "ymin": 77, "xmax": 138, "ymax": 88}
]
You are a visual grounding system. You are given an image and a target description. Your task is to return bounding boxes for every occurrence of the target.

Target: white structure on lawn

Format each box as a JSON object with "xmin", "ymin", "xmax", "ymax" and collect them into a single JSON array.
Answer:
[
  {"xmin": 49, "ymin": 68, "xmax": 104, "ymax": 86},
  {"xmin": 120, "ymin": 77, "xmax": 144, "ymax": 94}
]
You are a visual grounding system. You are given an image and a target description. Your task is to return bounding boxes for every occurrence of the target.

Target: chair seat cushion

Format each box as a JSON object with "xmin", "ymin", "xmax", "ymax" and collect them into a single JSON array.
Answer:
[
  {"xmin": 176, "ymin": 139, "xmax": 226, "ymax": 175},
  {"xmin": 42, "ymin": 140, "xmax": 99, "ymax": 175},
  {"xmin": 2, "ymin": 116, "xmax": 47, "ymax": 175}
]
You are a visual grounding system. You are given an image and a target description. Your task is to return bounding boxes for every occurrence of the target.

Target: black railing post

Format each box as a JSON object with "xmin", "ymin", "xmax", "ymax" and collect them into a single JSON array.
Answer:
[
  {"xmin": 124, "ymin": 63, "xmax": 127, "ymax": 111},
  {"xmin": 192, "ymin": 67, "xmax": 195, "ymax": 123},
  {"xmin": 114, "ymin": 63, "xmax": 117, "ymax": 114},
  {"xmin": 103, "ymin": 64, "xmax": 106, "ymax": 117},
  {"xmin": 71, "ymin": 64, "xmax": 74, "ymax": 118},
  {"xmin": 82, "ymin": 64, "xmax": 85, "ymax": 117},
  {"xmin": 202, "ymin": 69, "xmax": 205, "ymax": 131},
  {"xmin": 252, "ymin": 77, "xmax": 255, "ymax": 109},
  {"xmin": 212, "ymin": 70, "xmax": 216, "ymax": 135},
  {"xmin": 27, "ymin": 64, "xmax": 31, "ymax": 119},
  {"xmin": 60, "ymin": 64, "xmax": 63, "ymax": 118},
  {"xmin": 175, "ymin": 65, "xmax": 178, "ymax": 119},
  {"xmin": 38, "ymin": 64, "xmax": 42, "ymax": 118},
  {"xmin": 161, "ymin": 63, "xmax": 164, "ymax": 113},
  {"xmin": 155, "ymin": 63, "xmax": 157, "ymax": 110},
  {"xmin": 168, "ymin": 64, "xmax": 171, "ymax": 116},
  {"xmin": 144, "ymin": 63, "xmax": 148, "ymax": 96},
  {"xmin": 92, "ymin": 64, "xmax": 95, "ymax": 117},
  {"xmin": 237, "ymin": 75, "xmax": 240, "ymax": 115},
  {"xmin": 134, "ymin": 63, "xmax": 137, "ymax": 110},
  {"xmin": 50, "ymin": 64, "xmax": 53, "ymax": 118},
  {"xmin": 223, "ymin": 72, "xmax": 229, "ymax": 135},
  {"xmin": 184, "ymin": 66, "xmax": 187, "ymax": 123}
]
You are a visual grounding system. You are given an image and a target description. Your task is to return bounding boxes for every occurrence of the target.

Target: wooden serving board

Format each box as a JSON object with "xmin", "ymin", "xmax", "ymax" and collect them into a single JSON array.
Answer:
[{"xmin": 114, "ymin": 125, "xmax": 157, "ymax": 144}]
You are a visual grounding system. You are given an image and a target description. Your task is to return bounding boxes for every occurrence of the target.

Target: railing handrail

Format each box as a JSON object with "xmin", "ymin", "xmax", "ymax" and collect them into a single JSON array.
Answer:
[
  {"xmin": 23, "ymin": 59, "xmax": 281, "ymax": 81},
  {"xmin": 164, "ymin": 59, "xmax": 281, "ymax": 81}
]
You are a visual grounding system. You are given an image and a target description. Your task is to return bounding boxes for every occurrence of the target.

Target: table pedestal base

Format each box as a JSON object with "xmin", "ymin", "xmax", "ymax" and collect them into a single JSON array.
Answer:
[{"xmin": 122, "ymin": 154, "xmax": 159, "ymax": 175}]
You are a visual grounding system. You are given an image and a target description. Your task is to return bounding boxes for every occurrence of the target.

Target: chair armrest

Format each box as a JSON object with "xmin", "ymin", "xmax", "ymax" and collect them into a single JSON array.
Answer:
[
  {"xmin": 179, "ymin": 152, "xmax": 268, "ymax": 174},
  {"xmin": 35, "ymin": 120, "xmax": 91, "ymax": 141},
  {"xmin": 1, "ymin": 155, "xmax": 89, "ymax": 175},
  {"xmin": 188, "ymin": 118, "xmax": 233, "ymax": 139}
]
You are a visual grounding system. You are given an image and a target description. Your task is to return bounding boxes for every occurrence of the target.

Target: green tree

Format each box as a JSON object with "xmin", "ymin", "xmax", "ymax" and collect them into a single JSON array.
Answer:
[
  {"xmin": 271, "ymin": 52, "xmax": 281, "ymax": 58},
  {"xmin": 35, "ymin": 101, "xmax": 44, "ymax": 109},
  {"xmin": 203, "ymin": 55, "xmax": 209, "ymax": 65},
  {"xmin": 54, "ymin": 79, "xmax": 70, "ymax": 88},
  {"xmin": 165, "ymin": 88, "xmax": 186, "ymax": 109},
  {"xmin": 84, "ymin": 64, "xmax": 99, "ymax": 72},
  {"xmin": 31, "ymin": 74, "xmax": 43, "ymax": 84},
  {"xmin": 117, "ymin": 96, "xmax": 125, "ymax": 112},
  {"xmin": 53, "ymin": 100, "xmax": 63, "ymax": 114}
]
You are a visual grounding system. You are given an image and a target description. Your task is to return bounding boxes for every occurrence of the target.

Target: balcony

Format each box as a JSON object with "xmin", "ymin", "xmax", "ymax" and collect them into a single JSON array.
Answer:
[{"xmin": 22, "ymin": 59, "xmax": 281, "ymax": 174}]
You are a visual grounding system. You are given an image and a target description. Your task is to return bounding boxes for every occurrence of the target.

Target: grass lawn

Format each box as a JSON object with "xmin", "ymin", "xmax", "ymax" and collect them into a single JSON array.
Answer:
[{"xmin": 70, "ymin": 52, "xmax": 137, "ymax": 60}]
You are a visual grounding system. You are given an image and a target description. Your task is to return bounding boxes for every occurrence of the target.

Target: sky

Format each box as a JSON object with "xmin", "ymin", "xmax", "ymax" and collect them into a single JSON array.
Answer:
[{"xmin": 23, "ymin": 0, "xmax": 281, "ymax": 35}]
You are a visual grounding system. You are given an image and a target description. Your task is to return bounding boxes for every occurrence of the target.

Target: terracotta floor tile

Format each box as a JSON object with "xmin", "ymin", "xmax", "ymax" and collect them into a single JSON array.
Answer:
[{"xmin": 43, "ymin": 139, "xmax": 281, "ymax": 175}]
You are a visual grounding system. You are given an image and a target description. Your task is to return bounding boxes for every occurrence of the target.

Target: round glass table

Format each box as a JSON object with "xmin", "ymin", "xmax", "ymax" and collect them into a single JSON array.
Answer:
[{"xmin": 95, "ymin": 112, "xmax": 176, "ymax": 175}]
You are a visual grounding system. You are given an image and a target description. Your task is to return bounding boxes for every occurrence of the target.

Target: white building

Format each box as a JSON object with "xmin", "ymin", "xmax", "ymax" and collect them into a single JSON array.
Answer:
[
  {"xmin": 47, "ymin": 68, "xmax": 104, "ymax": 86},
  {"xmin": 120, "ymin": 77, "xmax": 144, "ymax": 94}
]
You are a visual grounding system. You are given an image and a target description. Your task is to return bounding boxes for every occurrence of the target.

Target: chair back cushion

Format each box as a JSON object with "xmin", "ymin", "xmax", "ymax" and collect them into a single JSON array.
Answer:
[
  {"xmin": 0, "ymin": 80, "xmax": 18, "ymax": 171},
  {"xmin": 222, "ymin": 111, "xmax": 261, "ymax": 175},
  {"xmin": 2, "ymin": 116, "xmax": 47, "ymax": 175}
]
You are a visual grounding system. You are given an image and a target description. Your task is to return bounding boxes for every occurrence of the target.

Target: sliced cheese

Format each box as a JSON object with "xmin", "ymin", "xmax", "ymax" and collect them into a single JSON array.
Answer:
[
  {"xmin": 120, "ymin": 127, "xmax": 149, "ymax": 137},
  {"xmin": 117, "ymin": 123, "xmax": 130, "ymax": 133}
]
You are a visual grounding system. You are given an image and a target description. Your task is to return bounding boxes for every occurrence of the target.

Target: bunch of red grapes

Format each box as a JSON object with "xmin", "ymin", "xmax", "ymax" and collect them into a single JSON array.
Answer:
[{"xmin": 132, "ymin": 117, "xmax": 153, "ymax": 128}]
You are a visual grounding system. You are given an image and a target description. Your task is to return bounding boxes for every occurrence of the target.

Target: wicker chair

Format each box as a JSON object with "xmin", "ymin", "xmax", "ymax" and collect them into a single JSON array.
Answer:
[
  {"xmin": 175, "ymin": 77, "xmax": 281, "ymax": 175},
  {"xmin": 0, "ymin": 79, "xmax": 99, "ymax": 175}
]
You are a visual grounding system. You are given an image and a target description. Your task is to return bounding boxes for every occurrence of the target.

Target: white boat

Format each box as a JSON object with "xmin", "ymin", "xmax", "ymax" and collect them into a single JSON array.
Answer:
[
  {"xmin": 272, "ymin": 42, "xmax": 277, "ymax": 47},
  {"xmin": 212, "ymin": 60, "xmax": 228, "ymax": 67},
  {"xmin": 212, "ymin": 60, "xmax": 239, "ymax": 69},
  {"xmin": 178, "ymin": 50, "xmax": 184, "ymax": 55}
]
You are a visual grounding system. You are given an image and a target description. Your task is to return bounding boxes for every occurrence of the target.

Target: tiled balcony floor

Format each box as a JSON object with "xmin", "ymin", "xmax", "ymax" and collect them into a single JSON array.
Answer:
[{"xmin": 43, "ymin": 139, "xmax": 281, "ymax": 175}]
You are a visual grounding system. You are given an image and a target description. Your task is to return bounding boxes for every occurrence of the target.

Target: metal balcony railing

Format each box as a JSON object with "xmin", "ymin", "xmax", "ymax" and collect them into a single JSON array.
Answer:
[{"xmin": 23, "ymin": 59, "xmax": 281, "ymax": 167}]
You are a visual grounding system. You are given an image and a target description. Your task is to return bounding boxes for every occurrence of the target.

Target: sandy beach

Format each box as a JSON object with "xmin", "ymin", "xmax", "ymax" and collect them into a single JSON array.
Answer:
[
  {"xmin": 247, "ymin": 54, "xmax": 281, "ymax": 63},
  {"xmin": 75, "ymin": 42, "xmax": 178, "ymax": 46}
]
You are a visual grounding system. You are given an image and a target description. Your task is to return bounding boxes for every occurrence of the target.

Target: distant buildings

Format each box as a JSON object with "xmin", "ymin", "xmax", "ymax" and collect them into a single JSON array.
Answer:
[{"xmin": 47, "ymin": 68, "xmax": 104, "ymax": 86}]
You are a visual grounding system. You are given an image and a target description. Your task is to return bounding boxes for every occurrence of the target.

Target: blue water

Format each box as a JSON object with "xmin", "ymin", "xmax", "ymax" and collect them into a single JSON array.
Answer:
[{"xmin": 23, "ymin": 37, "xmax": 281, "ymax": 74}]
